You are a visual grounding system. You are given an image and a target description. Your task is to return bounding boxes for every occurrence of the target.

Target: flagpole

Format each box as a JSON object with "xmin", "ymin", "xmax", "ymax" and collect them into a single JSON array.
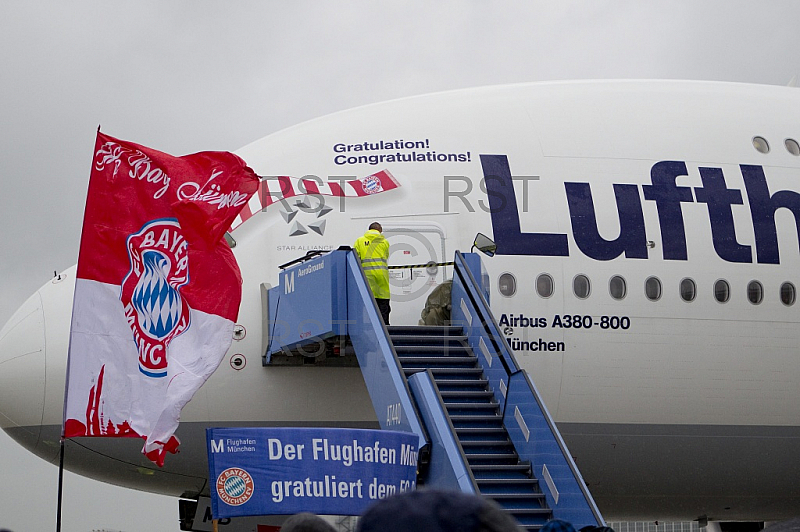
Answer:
[{"xmin": 56, "ymin": 438, "xmax": 65, "ymax": 532}]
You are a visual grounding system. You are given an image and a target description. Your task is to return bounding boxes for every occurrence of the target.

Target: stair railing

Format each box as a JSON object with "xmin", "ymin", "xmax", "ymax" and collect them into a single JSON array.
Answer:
[
  {"xmin": 451, "ymin": 251, "xmax": 604, "ymax": 527},
  {"xmin": 344, "ymin": 251, "xmax": 431, "ymax": 465},
  {"xmin": 406, "ymin": 370, "xmax": 479, "ymax": 494}
]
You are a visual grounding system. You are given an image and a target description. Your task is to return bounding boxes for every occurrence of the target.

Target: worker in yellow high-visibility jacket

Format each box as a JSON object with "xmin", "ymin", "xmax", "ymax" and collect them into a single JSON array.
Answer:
[{"xmin": 354, "ymin": 222, "xmax": 391, "ymax": 324}]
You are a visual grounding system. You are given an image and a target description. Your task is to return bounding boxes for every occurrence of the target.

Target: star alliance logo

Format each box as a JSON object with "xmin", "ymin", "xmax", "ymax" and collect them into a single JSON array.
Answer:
[{"xmin": 279, "ymin": 195, "xmax": 333, "ymax": 237}]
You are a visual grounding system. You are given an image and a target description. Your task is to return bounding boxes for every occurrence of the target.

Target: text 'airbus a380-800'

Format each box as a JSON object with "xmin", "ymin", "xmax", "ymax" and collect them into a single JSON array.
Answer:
[{"xmin": 2, "ymin": 80, "xmax": 800, "ymax": 525}]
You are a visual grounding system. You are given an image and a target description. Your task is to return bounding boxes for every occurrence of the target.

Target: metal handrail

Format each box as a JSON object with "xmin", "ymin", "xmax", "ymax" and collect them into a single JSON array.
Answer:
[
  {"xmin": 423, "ymin": 369, "xmax": 479, "ymax": 492},
  {"xmin": 452, "ymin": 251, "xmax": 604, "ymax": 525}
]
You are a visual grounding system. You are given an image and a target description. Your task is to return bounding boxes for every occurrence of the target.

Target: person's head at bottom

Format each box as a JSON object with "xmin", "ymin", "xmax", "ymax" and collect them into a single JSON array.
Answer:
[
  {"xmin": 356, "ymin": 489, "xmax": 521, "ymax": 532},
  {"xmin": 281, "ymin": 512, "xmax": 337, "ymax": 532}
]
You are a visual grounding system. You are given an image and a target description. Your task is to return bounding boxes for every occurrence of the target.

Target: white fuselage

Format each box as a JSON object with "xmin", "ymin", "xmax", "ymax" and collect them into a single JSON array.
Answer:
[{"xmin": 2, "ymin": 80, "xmax": 799, "ymax": 521}]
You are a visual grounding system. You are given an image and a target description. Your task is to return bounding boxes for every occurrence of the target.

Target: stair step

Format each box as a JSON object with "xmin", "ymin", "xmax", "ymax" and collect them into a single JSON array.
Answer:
[
  {"xmin": 395, "ymin": 345, "xmax": 473, "ymax": 355},
  {"xmin": 462, "ymin": 444, "xmax": 516, "ymax": 455},
  {"xmin": 483, "ymin": 491, "xmax": 546, "ymax": 502},
  {"xmin": 477, "ymin": 477, "xmax": 540, "ymax": 485},
  {"xmin": 391, "ymin": 335, "xmax": 468, "ymax": 346},
  {"xmin": 463, "ymin": 446, "xmax": 517, "ymax": 457},
  {"xmin": 471, "ymin": 465, "xmax": 533, "ymax": 480},
  {"xmin": 398, "ymin": 356, "xmax": 476, "ymax": 365},
  {"xmin": 404, "ymin": 367, "xmax": 484, "ymax": 377},
  {"xmin": 437, "ymin": 383, "xmax": 496, "ymax": 396},
  {"xmin": 506, "ymin": 512, "xmax": 552, "ymax": 529},
  {"xmin": 464, "ymin": 453, "xmax": 520, "ymax": 464},
  {"xmin": 434, "ymin": 378, "xmax": 489, "ymax": 388},
  {"xmin": 504, "ymin": 508, "xmax": 552, "ymax": 516},
  {"xmin": 449, "ymin": 416, "xmax": 503, "ymax": 429},
  {"xmin": 459, "ymin": 436, "xmax": 511, "ymax": 445},
  {"xmin": 474, "ymin": 473, "xmax": 536, "ymax": 481},
  {"xmin": 449, "ymin": 414, "xmax": 503, "ymax": 428},
  {"xmin": 387, "ymin": 325, "xmax": 463, "ymax": 336},
  {"xmin": 461, "ymin": 439, "xmax": 511, "ymax": 447},
  {"xmin": 496, "ymin": 505, "xmax": 550, "ymax": 515},
  {"xmin": 471, "ymin": 463, "xmax": 531, "ymax": 473},
  {"xmin": 484, "ymin": 494, "xmax": 547, "ymax": 507},
  {"xmin": 458, "ymin": 437, "xmax": 509, "ymax": 445},
  {"xmin": 437, "ymin": 385, "xmax": 491, "ymax": 394},
  {"xmin": 444, "ymin": 402, "xmax": 499, "ymax": 411},
  {"xmin": 486, "ymin": 496, "xmax": 548, "ymax": 512},
  {"xmin": 456, "ymin": 428, "xmax": 509, "ymax": 442},
  {"xmin": 456, "ymin": 427, "xmax": 507, "ymax": 434},
  {"xmin": 485, "ymin": 492, "xmax": 546, "ymax": 500}
]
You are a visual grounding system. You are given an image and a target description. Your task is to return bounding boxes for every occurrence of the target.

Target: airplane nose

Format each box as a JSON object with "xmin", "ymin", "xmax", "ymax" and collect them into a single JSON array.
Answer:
[
  {"xmin": 0, "ymin": 267, "xmax": 74, "ymax": 460},
  {"xmin": 0, "ymin": 289, "xmax": 46, "ymax": 449}
]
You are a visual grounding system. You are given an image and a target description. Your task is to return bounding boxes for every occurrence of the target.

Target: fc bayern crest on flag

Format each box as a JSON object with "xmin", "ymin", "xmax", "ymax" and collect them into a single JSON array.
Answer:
[{"xmin": 120, "ymin": 218, "xmax": 192, "ymax": 378}]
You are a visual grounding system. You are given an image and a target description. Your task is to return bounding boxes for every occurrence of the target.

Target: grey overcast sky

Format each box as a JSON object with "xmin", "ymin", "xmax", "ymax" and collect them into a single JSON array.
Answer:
[{"xmin": 1, "ymin": 1, "xmax": 799, "ymax": 530}]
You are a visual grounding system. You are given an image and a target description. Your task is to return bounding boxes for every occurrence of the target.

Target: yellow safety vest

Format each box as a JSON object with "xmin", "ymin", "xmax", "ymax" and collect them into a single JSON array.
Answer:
[{"xmin": 354, "ymin": 230, "xmax": 390, "ymax": 299}]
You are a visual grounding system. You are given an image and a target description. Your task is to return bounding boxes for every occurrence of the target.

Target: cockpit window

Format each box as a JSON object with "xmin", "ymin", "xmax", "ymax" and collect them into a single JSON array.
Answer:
[
  {"xmin": 714, "ymin": 279, "xmax": 731, "ymax": 303},
  {"xmin": 536, "ymin": 273, "xmax": 554, "ymax": 298},
  {"xmin": 609, "ymin": 275, "xmax": 626, "ymax": 300},
  {"xmin": 573, "ymin": 274, "xmax": 590, "ymax": 299}
]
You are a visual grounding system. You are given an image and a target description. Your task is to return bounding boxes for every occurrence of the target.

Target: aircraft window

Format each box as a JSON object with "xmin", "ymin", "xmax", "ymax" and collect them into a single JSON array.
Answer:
[
  {"xmin": 609, "ymin": 275, "xmax": 626, "ymax": 300},
  {"xmin": 573, "ymin": 274, "xmax": 591, "ymax": 299},
  {"xmin": 645, "ymin": 276, "xmax": 662, "ymax": 301},
  {"xmin": 786, "ymin": 139, "xmax": 800, "ymax": 156},
  {"xmin": 714, "ymin": 279, "xmax": 731, "ymax": 303},
  {"xmin": 747, "ymin": 280, "xmax": 764, "ymax": 305},
  {"xmin": 498, "ymin": 272, "xmax": 517, "ymax": 297},
  {"xmin": 536, "ymin": 273, "xmax": 554, "ymax": 298},
  {"xmin": 680, "ymin": 278, "xmax": 697, "ymax": 302},
  {"xmin": 780, "ymin": 282, "xmax": 796, "ymax": 306},
  {"xmin": 752, "ymin": 136, "xmax": 770, "ymax": 154}
]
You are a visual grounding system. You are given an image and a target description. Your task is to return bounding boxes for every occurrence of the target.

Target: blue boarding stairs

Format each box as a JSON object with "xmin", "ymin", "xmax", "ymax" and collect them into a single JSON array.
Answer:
[{"xmin": 263, "ymin": 249, "xmax": 604, "ymax": 530}]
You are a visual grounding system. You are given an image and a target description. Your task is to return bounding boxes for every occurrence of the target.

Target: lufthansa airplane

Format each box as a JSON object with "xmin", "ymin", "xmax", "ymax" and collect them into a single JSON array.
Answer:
[{"xmin": 1, "ymin": 80, "xmax": 799, "ymax": 524}]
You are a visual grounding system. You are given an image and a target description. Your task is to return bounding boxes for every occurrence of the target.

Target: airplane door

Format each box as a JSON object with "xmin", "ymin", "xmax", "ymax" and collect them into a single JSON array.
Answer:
[{"xmin": 381, "ymin": 222, "xmax": 448, "ymax": 326}]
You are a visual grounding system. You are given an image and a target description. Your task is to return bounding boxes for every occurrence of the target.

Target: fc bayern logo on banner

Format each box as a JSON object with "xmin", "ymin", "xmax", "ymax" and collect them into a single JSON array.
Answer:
[
  {"xmin": 216, "ymin": 467, "xmax": 255, "ymax": 506},
  {"xmin": 361, "ymin": 174, "xmax": 383, "ymax": 195},
  {"xmin": 120, "ymin": 218, "xmax": 191, "ymax": 378}
]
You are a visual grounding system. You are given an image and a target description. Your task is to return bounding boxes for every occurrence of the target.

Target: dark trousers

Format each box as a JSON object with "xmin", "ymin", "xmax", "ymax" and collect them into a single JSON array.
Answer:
[{"xmin": 376, "ymin": 298, "xmax": 391, "ymax": 325}]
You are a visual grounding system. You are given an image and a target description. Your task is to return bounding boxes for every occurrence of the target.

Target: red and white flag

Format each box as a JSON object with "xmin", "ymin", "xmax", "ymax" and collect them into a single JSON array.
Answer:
[
  {"xmin": 63, "ymin": 131, "xmax": 259, "ymax": 466},
  {"xmin": 231, "ymin": 170, "xmax": 399, "ymax": 230}
]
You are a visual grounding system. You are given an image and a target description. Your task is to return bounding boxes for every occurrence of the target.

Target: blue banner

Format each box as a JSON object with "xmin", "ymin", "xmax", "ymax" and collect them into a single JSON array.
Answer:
[{"xmin": 207, "ymin": 427, "xmax": 419, "ymax": 518}]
